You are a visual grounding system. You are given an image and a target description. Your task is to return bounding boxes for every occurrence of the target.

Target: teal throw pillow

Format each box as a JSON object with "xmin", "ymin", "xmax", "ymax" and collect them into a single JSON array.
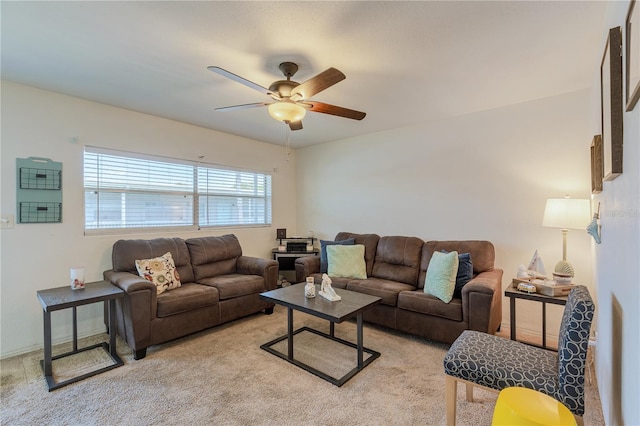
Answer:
[
  {"xmin": 326, "ymin": 244, "xmax": 367, "ymax": 279},
  {"xmin": 320, "ymin": 238, "xmax": 355, "ymax": 273},
  {"xmin": 424, "ymin": 251, "xmax": 459, "ymax": 303}
]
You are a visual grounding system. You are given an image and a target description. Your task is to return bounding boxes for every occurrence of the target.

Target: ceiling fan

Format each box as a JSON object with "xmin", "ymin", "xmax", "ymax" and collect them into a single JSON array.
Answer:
[{"xmin": 207, "ymin": 62, "xmax": 366, "ymax": 131}]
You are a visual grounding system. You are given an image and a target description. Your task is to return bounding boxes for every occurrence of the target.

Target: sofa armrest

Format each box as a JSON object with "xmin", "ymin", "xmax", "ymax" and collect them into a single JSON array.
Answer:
[
  {"xmin": 103, "ymin": 269, "xmax": 157, "ymax": 351},
  {"xmin": 104, "ymin": 270, "xmax": 156, "ymax": 294},
  {"xmin": 461, "ymin": 268, "xmax": 503, "ymax": 334},
  {"xmin": 295, "ymin": 255, "xmax": 321, "ymax": 283},
  {"xmin": 236, "ymin": 256, "xmax": 279, "ymax": 291}
]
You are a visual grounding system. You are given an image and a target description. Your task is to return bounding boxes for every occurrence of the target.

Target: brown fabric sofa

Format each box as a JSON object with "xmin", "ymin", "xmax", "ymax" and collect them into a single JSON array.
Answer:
[
  {"xmin": 104, "ymin": 234, "xmax": 278, "ymax": 359},
  {"xmin": 295, "ymin": 232, "xmax": 502, "ymax": 344}
]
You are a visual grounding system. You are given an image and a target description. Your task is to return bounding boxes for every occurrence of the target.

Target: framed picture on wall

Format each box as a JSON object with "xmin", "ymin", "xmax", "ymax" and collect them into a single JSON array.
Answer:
[
  {"xmin": 600, "ymin": 26, "xmax": 623, "ymax": 181},
  {"xmin": 590, "ymin": 135, "xmax": 603, "ymax": 194},
  {"xmin": 627, "ymin": 0, "xmax": 640, "ymax": 111}
]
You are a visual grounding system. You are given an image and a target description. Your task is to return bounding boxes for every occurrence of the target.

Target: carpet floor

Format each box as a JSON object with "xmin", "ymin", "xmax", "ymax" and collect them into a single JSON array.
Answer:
[{"xmin": 1, "ymin": 305, "xmax": 604, "ymax": 425}]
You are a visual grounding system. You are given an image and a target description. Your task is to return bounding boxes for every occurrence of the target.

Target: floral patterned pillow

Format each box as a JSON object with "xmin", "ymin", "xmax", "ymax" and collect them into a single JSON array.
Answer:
[{"xmin": 135, "ymin": 252, "xmax": 181, "ymax": 295}]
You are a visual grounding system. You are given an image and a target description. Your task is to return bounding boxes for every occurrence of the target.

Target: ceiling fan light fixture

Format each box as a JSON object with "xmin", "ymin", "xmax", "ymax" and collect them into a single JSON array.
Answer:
[{"xmin": 268, "ymin": 100, "xmax": 306, "ymax": 123}]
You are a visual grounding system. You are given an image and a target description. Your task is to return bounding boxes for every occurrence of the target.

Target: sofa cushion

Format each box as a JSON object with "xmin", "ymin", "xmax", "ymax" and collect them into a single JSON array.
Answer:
[
  {"xmin": 371, "ymin": 236, "xmax": 424, "ymax": 285},
  {"xmin": 346, "ymin": 278, "xmax": 415, "ymax": 306},
  {"xmin": 197, "ymin": 274, "xmax": 266, "ymax": 300},
  {"xmin": 335, "ymin": 232, "xmax": 380, "ymax": 277},
  {"xmin": 186, "ymin": 235, "xmax": 242, "ymax": 281},
  {"xmin": 320, "ymin": 238, "xmax": 354, "ymax": 273},
  {"xmin": 419, "ymin": 241, "xmax": 495, "ymax": 289},
  {"xmin": 135, "ymin": 252, "xmax": 182, "ymax": 295},
  {"xmin": 327, "ymin": 244, "xmax": 367, "ymax": 279},
  {"xmin": 397, "ymin": 290, "xmax": 463, "ymax": 321},
  {"xmin": 156, "ymin": 283, "xmax": 219, "ymax": 318},
  {"xmin": 112, "ymin": 237, "xmax": 195, "ymax": 284}
]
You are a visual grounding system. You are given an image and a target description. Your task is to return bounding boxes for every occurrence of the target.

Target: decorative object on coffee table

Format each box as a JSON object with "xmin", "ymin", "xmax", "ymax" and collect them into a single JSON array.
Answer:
[
  {"xmin": 319, "ymin": 273, "xmax": 341, "ymax": 301},
  {"xmin": 305, "ymin": 277, "xmax": 316, "ymax": 298}
]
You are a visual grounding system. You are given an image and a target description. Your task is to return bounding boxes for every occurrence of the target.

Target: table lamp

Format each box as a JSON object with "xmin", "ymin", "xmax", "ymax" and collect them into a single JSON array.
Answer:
[{"xmin": 542, "ymin": 196, "xmax": 590, "ymax": 280}]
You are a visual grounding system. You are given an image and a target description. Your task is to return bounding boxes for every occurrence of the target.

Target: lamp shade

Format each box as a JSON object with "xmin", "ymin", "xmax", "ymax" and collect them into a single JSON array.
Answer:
[
  {"xmin": 268, "ymin": 100, "xmax": 306, "ymax": 123},
  {"xmin": 542, "ymin": 198, "xmax": 591, "ymax": 230}
]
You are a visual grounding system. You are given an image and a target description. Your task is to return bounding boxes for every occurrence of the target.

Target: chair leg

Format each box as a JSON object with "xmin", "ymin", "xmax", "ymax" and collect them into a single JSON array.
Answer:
[
  {"xmin": 466, "ymin": 383, "xmax": 474, "ymax": 402},
  {"xmin": 445, "ymin": 375, "xmax": 457, "ymax": 426},
  {"xmin": 574, "ymin": 415, "xmax": 584, "ymax": 426}
]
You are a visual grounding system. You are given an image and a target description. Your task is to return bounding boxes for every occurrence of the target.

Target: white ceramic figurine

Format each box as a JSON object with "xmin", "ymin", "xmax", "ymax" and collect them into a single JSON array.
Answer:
[{"xmin": 319, "ymin": 273, "xmax": 341, "ymax": 301}]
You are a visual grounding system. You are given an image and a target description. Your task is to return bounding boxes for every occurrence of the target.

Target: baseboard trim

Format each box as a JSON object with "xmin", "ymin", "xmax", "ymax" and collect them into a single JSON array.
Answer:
[{"xmin": 1, "ymin": 326, "xmax": 107, "ymax": 360}]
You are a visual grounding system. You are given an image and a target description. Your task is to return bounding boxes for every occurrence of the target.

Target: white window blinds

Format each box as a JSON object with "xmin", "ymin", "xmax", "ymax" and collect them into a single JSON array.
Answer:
[{"xmin": 84, "ymin": 147, "xmax": 272, "ymax": 233}]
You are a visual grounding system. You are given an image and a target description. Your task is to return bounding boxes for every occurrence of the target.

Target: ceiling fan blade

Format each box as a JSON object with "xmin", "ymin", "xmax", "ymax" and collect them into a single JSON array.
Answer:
[
  {"xmin": 290, "ymin": 68, "xmax": 346, "ymax": 101},
  {"xmin": 288, "ymin": 120, "xmax": 303, "ymax": 131},
  {"xmin": 215, "ymin": 102, "xmax": 271, "ymax": 112},
  {"xmin": 303, "ymin": 101, "xmax": 366, "ymax": 120},
  {"xmin": 207, "ymin": 66, "xmax": 275, "ymax": 97}
]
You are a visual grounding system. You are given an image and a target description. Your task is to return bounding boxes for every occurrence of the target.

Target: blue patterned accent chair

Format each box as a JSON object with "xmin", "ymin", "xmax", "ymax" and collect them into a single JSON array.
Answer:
[{"xmin": 443, "ymin": 285, "xmax": 594, "ymax": 426}]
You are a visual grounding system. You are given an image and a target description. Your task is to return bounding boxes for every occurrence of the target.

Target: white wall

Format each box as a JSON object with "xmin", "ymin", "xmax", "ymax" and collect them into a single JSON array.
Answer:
[
  {"xmin": 0, "ymin": 80, "xmax": 297, "ymax": 358},
  {"xmin": 296, "ymin": 89, "xmax": 595, "ymax": 344},
  {"xmin": 592, "ymin": 3, "xmax": 640, "ymax": 425}
]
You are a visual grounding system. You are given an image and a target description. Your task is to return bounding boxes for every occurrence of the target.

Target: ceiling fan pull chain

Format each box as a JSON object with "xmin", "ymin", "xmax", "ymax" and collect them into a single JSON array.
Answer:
[{"xmin": 285, "ymin": 123, "xmax": 291, "ymax": 161}]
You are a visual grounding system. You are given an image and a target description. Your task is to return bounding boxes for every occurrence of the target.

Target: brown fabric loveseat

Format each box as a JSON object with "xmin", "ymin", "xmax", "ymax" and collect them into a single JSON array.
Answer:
[
  {"xmin": 295, "ymin": 232, "xmax": 502, "ymax": 344},
  {"xmin": 104, "ymin": 234, "xmax": 278, "ymax": 359}
]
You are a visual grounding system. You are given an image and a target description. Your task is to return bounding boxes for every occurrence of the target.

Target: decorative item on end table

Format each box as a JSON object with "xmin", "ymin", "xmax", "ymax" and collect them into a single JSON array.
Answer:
[
  {"xmin": 276, "ymin": 228, "xmax": 287, "ymax": 239},
  {"xmin": 70, "ymin": 267, "xmax": 85, "ymax": 290},
  {"xmin": 512, "ymin": 278, "xmax": 574, "ymax": 297},
  {"xmin": 542, "ymin": 196, "xmax": 590, "ymax": 279}
]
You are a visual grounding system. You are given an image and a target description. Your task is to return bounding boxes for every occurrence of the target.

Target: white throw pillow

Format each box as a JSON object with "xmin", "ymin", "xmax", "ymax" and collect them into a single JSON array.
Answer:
[{"xmin": 135, "ymin": 252, "xmax": 182, "ymax": 295}]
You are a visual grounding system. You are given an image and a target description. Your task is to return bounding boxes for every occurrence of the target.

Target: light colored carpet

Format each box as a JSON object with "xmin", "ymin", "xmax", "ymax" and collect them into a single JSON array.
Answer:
[{"xmin": 1, "ymin": 305, "xmax": 604, "ymax": 425}]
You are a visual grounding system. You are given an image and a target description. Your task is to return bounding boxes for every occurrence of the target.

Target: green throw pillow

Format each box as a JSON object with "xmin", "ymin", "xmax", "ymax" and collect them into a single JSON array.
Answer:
[
  {"xmin": 424, "ymin": 251, "xmax": 459, "ymax": 303},
  {"xmin": 326, "ymin": 244, "xmax": 367, "ymax": 279}
]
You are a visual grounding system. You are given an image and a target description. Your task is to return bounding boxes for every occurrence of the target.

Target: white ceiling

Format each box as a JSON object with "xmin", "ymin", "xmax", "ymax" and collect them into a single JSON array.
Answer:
[{"xmin": 1, "ymin": 1, "xmax": 607, "ymax": 148}]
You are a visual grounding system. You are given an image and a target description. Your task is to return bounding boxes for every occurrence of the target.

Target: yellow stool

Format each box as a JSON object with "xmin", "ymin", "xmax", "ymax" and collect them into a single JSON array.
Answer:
[{"xmin": 492, "ymin": 387, "xmax": 577, "ymax": 425}]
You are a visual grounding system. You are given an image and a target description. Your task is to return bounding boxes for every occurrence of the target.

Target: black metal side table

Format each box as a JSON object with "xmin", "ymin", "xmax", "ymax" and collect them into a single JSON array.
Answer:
[
  {"xmin": 36, "ymin": 280, "xmax": 124, "ymax": 391},
  {"xmin": 504, "ymin": 285, "xmax": 568, "ymax": 350}
]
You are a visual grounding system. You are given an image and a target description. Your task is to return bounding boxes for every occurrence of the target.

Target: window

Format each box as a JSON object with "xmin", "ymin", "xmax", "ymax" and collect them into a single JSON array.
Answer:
[{"xmin": 84, "ymin": 147, "xmax": 272, "ymax": 233}]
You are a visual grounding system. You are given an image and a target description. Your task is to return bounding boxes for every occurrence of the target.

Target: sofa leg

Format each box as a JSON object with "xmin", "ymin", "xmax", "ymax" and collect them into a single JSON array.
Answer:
[
  {"xmin": 445, "ymin": 375, "xmax": 457, "ymax": 426},
  {"xmin": 134, "ymin": 348, "xmax": 147, "ymax": 360},
  {"xmin": 264, "ymin": 307, "xmax": 274, "ymax": 315}
]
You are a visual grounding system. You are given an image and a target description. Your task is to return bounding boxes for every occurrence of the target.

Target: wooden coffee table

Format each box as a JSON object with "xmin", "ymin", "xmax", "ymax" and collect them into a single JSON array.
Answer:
[{"xmin": 260, "ymin": 284, "xmax": 381, "ymax": 386}]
